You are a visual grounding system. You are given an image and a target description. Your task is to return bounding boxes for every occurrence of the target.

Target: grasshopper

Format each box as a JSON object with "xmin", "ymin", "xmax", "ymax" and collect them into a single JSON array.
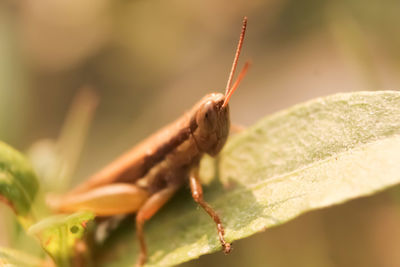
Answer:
[{"xmin": 50, "ymin": 17, "xmax": 249, "ymax": 266}]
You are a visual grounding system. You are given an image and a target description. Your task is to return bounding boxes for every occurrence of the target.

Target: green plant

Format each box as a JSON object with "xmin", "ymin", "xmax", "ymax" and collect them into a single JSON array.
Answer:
[{"xmin": 1, "ymin": 91, "xmax": 400, "ymax": 266}]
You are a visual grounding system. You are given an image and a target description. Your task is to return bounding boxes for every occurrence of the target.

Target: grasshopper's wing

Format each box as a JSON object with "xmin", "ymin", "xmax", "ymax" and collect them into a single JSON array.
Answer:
[{"xmin": 69, "ymin": 112, "xmax": 193, "ymax": 195}]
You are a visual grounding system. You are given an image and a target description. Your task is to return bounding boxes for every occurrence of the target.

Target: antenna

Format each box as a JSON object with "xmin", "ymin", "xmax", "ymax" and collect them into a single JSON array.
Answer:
[
  {"xmin": 224, "ymin": 17, "xmax": 247, "ymax": 96},
  {"xmin": 222, "ymin": 61, "xmax": 250, "ymax": 108}
]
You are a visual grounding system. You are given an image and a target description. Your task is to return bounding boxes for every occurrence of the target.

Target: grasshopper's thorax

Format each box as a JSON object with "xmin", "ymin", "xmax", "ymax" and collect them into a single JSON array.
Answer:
[{"xmin": 191, "ymin": 93, "xmax": 230, "ymax": 156}]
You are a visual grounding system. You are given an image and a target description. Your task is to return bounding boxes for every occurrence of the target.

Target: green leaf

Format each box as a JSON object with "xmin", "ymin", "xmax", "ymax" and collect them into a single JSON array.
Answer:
[
  {"xmin": 28, "ymin": 211, "xmax": 95, "ymax": 267},
  {"xmin": 0, "ymin": 141, "xmax": 39, "ymax": 220},
  {"xmin": 0, "ymin": 247, "xmax": 44, "ymax": 267},
  {"xmin": 95, "ymin": 91, "xmax": 400, "ymax": 267}
]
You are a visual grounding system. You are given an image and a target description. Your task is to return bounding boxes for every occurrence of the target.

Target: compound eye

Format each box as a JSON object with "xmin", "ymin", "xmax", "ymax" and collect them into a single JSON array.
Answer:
[{"xmin": 197, "ymin": 101, "xmax": 218, "ymax": 132}]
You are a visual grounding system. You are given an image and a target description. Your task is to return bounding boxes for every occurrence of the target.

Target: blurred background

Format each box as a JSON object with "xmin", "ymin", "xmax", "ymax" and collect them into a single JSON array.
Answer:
[{"xmin": 1, "ymin": 0, "xmax": 400, "ymax": 266}]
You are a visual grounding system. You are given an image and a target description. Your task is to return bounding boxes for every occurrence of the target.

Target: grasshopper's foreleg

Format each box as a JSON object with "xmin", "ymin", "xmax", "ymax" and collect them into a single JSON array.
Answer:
[
  {"xmin": 230, "ymin": 123, "xmax": 246, "ymax": 133},
  {"xmin": 135, "ymin": 185, "xmax": 179, "ymax": 267},
  {"xmin": 189, "ymin": 167, "xmax": 232, "ymax": 254}
]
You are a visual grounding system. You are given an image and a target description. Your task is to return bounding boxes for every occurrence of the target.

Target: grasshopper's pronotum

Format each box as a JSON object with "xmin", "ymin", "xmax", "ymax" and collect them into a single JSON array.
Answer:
[{"xmin": 50, "ymin": 17, "xmax": 249, "ymax": 266}]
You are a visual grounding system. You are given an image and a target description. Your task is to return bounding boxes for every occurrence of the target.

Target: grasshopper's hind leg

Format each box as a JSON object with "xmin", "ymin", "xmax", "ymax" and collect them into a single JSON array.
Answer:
[
  {"xmin": 189, "ymin": 167, "xmax": 231, "ymax": 253},
  {"xmin": 47, "ymin": 183, "xmax": 150, "ymax": 216},
  {"xmin": 135, "ymin": 185, "xmax": 179, "ymax": 266}
]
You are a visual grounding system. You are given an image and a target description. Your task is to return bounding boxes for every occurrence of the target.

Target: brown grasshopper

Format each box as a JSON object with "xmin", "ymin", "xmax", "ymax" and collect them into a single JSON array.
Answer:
[{"xmin": 50, "ymin": 17, "xmax": 249, "ymax": 266}]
